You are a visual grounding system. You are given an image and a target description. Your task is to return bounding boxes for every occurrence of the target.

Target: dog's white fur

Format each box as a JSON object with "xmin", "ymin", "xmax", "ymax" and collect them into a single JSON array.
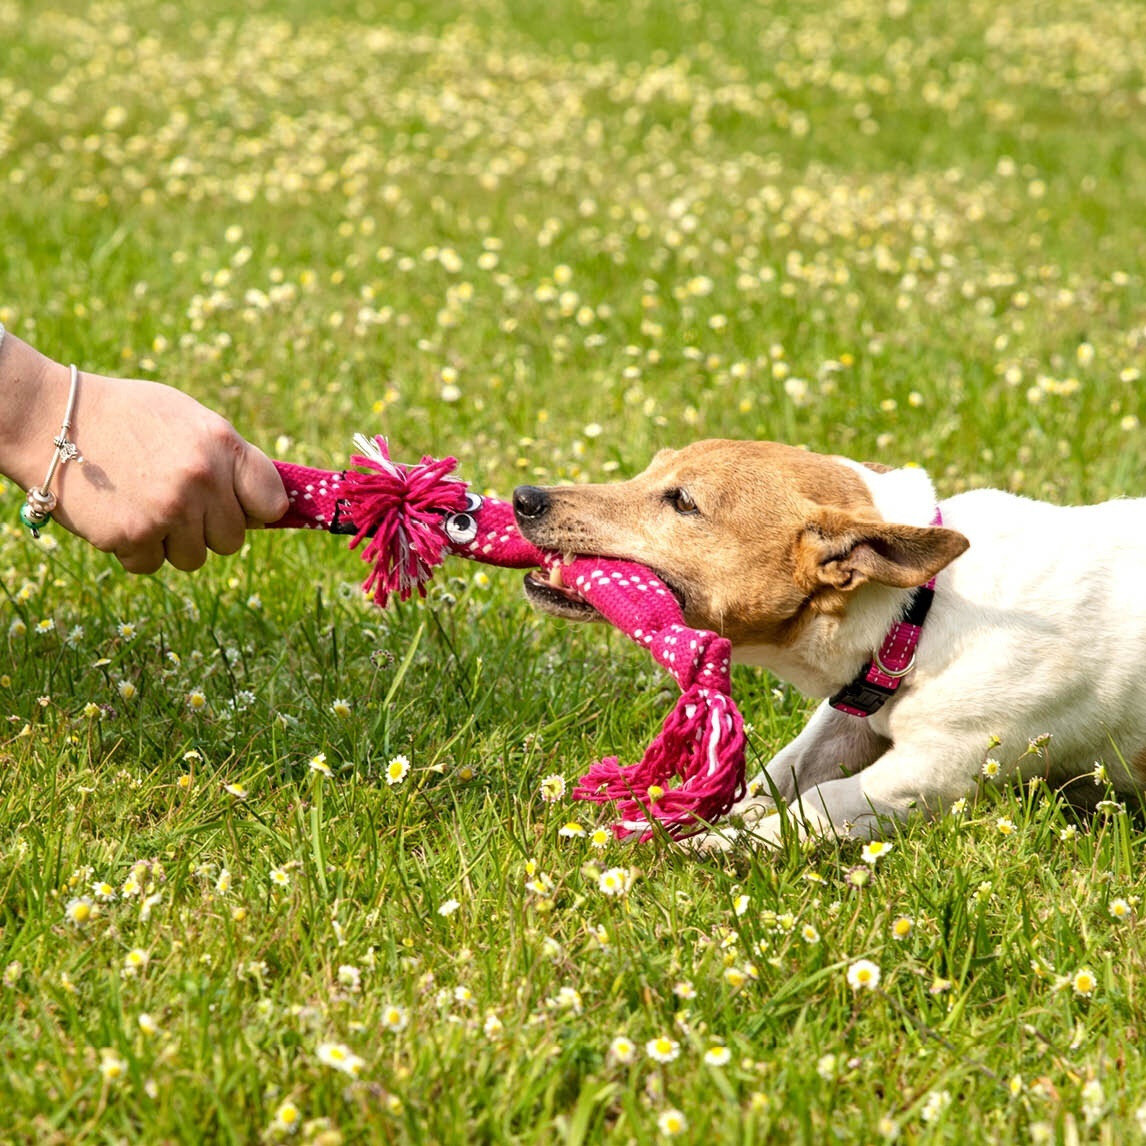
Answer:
[
  {"xmin": 515, "ymin": 443, "xmax": 1146, "ymax": 849},
  {"xmin": 729, "ymin": 461, "xmax": 1146, "ymax": 847}
]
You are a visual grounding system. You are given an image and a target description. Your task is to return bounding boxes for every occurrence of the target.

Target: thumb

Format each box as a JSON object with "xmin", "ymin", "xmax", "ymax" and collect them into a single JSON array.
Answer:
[{"xmin": 233, "ymin": 441, "xmax": 290, "ymax": 524}]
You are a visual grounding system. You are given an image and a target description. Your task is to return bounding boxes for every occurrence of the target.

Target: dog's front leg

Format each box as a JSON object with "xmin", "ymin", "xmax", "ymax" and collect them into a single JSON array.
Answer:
[
  {"xmin": 692, "ymin": 701, "xmax": 888, "ymax": 851},
  {"xmin": 740, "ymin": 735, "xmax": 978, "ymax": 846}
]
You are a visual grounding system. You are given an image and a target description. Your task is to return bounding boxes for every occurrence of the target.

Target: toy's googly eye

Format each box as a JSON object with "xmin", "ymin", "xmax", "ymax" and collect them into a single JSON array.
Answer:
[
  {"xmin": 464, "ymin": 492, "xmax": 484, "ymax": 513},
  {"xmin": 445, "ymin": 512, "xmax": 478, "ymax": 545}
]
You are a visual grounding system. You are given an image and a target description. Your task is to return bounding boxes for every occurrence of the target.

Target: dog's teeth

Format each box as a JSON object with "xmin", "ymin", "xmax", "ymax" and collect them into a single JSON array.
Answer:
[
  {"xmin": 549, "ymin": 566, "xmax": 565, "ymax": 590},
  {"xmin": 562, "ymin": 552, "xmax": 576, "ymax": 566}
]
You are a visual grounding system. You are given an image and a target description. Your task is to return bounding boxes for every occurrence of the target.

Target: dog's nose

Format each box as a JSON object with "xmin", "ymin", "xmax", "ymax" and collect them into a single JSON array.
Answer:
[{"xmin": 513, "ymin": 485, "xmax": 550, "ymax": 521}]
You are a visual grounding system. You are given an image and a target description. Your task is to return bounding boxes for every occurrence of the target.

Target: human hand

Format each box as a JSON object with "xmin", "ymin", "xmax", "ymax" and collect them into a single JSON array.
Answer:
[
  {"xmin": 3, "ymin": 343, "xmax": 287, "ymax": 573},
  {"xmin": 58, "ymin": 371, "xmax": 289, "ymax": 573}
]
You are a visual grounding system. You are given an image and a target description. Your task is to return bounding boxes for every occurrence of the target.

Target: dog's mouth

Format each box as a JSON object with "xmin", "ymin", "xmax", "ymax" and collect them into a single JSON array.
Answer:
[
  {"xmin": 522, "ymin": 566, "xmax": 599, "ymax": 621},
  {"xmin": 522, "ymin": 562, "xmax": 686, "ymax": 622}
]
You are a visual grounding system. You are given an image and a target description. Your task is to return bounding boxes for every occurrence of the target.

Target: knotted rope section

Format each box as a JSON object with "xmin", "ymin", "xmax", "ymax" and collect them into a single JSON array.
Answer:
[{"xmin": 269, "ymin": 438, "xmax": 746, "ymax": 840}]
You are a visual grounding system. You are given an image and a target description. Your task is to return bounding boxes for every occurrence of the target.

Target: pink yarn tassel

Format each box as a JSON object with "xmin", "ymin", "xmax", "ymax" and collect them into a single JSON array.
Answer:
[
  {"xmin": 575, "ymin": 684, "xmax": 746, "ymax": 841},
  {"xmin": 340, "ymin": 438, "xmax": 468, "ymax": 608}
]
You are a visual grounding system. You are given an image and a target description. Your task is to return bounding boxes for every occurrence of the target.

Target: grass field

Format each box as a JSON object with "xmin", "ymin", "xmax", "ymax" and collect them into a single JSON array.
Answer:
[{"xmin": 3, "ymin": 0, "xmax": 1146, "ymax": 1141}]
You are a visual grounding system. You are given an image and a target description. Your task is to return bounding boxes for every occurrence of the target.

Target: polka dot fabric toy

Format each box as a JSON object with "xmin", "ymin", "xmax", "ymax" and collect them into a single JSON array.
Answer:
[{"xmin": 270, "ymin": 438, "xmax": 746, "ymax": 840}]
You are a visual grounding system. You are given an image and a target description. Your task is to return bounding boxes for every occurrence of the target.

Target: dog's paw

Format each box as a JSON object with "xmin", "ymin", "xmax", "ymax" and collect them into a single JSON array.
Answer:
[{"xmin": 687, "ymin": 812, "xmax": 789, "ymax": 855}]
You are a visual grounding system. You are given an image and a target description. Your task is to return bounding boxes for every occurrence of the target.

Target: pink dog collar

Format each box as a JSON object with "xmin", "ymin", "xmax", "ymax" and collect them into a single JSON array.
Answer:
[{"xmin": 829, "ymin": 509, "xmax": 943, "ymax": 718}]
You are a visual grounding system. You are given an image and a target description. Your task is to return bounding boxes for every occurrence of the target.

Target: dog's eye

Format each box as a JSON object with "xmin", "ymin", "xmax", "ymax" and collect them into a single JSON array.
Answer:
[{"xmin": 666, "ymin": 488, "xmax": 699, "ymax": 515}]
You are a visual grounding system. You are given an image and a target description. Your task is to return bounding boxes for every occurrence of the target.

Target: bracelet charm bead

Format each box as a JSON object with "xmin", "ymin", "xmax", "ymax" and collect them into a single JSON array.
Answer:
[{"xmin": 21, "ymin": 364, "xmax": 82, "ymax": 539}]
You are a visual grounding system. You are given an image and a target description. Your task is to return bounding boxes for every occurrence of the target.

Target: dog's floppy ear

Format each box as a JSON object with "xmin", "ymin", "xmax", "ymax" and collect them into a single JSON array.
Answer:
[{"xmin": 800, "ymin": 508, "xmax": 969, "ymax": 591}]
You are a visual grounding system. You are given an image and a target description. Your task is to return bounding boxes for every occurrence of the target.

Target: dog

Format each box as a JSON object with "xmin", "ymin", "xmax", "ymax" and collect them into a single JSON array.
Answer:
[{"xmin": 511, "ymin": 438, "xmax": 1146, "ymax": 848}]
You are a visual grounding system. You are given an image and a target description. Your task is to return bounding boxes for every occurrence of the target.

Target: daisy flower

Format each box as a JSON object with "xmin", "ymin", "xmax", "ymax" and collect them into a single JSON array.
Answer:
[
  {"xmin": 891, "ymin": 916, "xmax": 913, "ymax": 940},
  {"xmin": 99, "ymin": 1049, "xmax": 128, "ymax": 1082},
  {"xmin": 269, "ymin": 867, "xmax": 291, "ymax": 888},
  {"xmin": 316, "ymin": 1041, "xmax": 365, "ymax": 1077},
  {"xmin": 558, "ymin": 822, "xmax": 586, "ymax": 838},
  {"xmin": 331, "ymin": 698, "xmax": 352, "ymax": 719},
  {"xmin": 138, "ymin": 1013, "xmax": 160, "ymax": 1036},
  {"xmin": 65, "ymin": 896, "xmax": 97, "ymax": 926},
  {"xmin": 609, "ymin": 1035, "xmax": 636, "ymax": 1064},
  {"xmin": 1109, "ymin": 898, "xmax": 1131, "ymax": 920},
  {"xmin": 589, "ymin": 827, "xmax": 611, "ymax": 849},
  {"xmin": 539, "ymin": 774, "xmax": 567, "ymax": 802},
  {"xmin": 657, "ymin": 1109, "xmax": 688, "ymax": 1137},
  {"xmin": 215, "ymin": 868, "xmax": 232, "ymax": 894},
  {"xmin": 224, "ymin": 782, "xmax": 248, "ymax": 800},
  {"xmin": 483, "ymin": 1012, "xmax": 504, "ymax": 1039},
  {"xmin": 646, "ymin": 1035, "xmax": 680, "ymax": 1064},
  {"xmin": 861, "ymin": 840, "xmax": 893, "ymax": 865},
  {"xmin": 381, "ymin": 1005, "xmax": 408, "ymax": 1032},
  {"xmin": 123, "ymin": 948, "xmax": 150, "ymax": 974},
  {"xmin": 269, "ymin": 1100, "xmax": 302, "ymax": 1136},
  {"xmin": 996, "ymin": 817, "xmax": 1016, "ymax": 836},
  {"xmin": 981, "ymin": 757, "xmax": 1001, "ymax": 779},
  {"xmin": 386, "ymin": 755, "xmax": 411, "ymax": 786},
  {"xmin": 704, "ymin": 1045, "xmax": 732, "ymax": 1067},
  {"xmin": 598, "ymin": 867, "xmax": 631, "ymax": 896},
  {"xmin": 846, "ymin": 959, "xmax": 881, "ymax": 991},
  {"xmin": 1072, "ymin": 967, "xmax": 1097, "ymax": 997},
  {"xmin": 309, "ymin": 753, "xmax": 332, "ymax": 778},
  {"xmin": 672, "ymin": 980, "xmax": 696, "ymax": 1000},
  {"xmin": 437, "ymin": 898, "xmax": 460, "ymax": 917},
  {"xmin": 801, "ymin": 923, "xmax": 821, "ymax": 944}
]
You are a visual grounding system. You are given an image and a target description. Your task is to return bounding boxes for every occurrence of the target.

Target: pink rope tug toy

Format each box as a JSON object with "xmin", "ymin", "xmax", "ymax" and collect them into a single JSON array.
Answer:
[{"xmin": 269, "ymin": 439, "xmax": 746, "ymax": 841}]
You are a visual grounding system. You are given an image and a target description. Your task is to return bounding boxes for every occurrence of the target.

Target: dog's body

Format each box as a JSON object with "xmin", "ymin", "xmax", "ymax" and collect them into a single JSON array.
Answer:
[{"xmin": 513, "ymin": 440, "xmax": 1146, "ymax": 847}]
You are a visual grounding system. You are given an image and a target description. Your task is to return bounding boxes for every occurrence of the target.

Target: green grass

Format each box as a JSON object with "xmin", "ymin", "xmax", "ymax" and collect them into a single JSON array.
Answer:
[{"xmin": 3, "ymin": 0, "xmax": 1146, "ymax": 1141}]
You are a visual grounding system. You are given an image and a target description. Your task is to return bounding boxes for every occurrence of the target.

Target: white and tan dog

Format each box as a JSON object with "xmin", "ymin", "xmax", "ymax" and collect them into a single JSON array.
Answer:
[{"xmin": 512, "ymin": 439, "xmax": 1146, "ymax": 848}]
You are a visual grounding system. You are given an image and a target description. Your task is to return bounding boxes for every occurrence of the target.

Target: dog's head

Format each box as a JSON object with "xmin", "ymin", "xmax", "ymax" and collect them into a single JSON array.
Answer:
[{"xmin": 513, "ymin": 439, "xmax": 968, "ymax": 648}]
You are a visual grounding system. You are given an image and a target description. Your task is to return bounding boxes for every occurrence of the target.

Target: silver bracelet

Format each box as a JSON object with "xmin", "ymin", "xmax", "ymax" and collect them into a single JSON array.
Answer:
[{"xmin": 20, "ymin": 364, "xmax": 83, "ymax": 538}]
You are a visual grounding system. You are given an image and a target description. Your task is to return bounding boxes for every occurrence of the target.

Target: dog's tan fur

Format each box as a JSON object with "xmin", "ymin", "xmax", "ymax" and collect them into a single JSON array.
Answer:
[{"xmin": 519, "ymin": 439, "xmax": 966, "ymax": 649}]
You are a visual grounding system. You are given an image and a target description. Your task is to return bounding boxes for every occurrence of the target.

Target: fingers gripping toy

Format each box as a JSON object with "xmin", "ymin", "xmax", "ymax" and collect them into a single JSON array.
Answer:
[{"xmin": 270, "ymin": 438, "xmax": 746, "ymax": 841}]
